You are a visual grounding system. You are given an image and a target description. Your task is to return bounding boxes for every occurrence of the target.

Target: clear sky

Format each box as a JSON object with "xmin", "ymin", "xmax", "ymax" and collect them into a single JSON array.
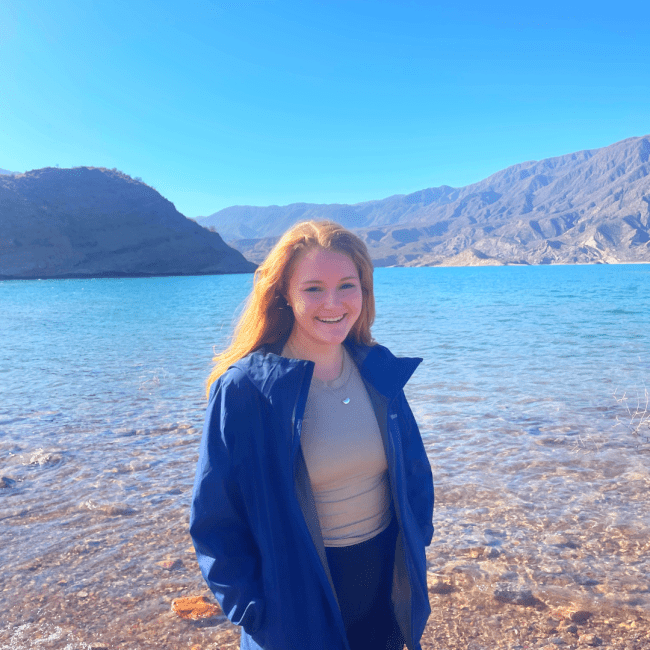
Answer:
[{"xmin": 2, "ymin": 0, "xmax": 649, "ymax": 218}]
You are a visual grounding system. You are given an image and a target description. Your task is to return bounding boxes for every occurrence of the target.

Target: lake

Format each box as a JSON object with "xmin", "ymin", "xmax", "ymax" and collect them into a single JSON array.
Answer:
[{"xmin": 1, "ymin": 264, "xmax": 649, "ymax": 649}]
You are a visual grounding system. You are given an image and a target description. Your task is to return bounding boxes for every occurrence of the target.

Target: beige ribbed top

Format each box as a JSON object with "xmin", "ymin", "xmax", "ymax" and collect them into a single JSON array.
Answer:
[{"xmin": 283, "ymin": 344, "xmax": 392, "ymax": 547}]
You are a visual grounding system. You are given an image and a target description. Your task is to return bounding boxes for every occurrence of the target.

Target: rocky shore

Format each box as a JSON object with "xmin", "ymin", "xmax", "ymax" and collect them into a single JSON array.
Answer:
[
  {"xmin": 177, "ymin": 570, "xmax": 650, "ymax": 650},
  {"xmin": 2, "ymin": 559, "xmax": 647, "ymax": 650}
]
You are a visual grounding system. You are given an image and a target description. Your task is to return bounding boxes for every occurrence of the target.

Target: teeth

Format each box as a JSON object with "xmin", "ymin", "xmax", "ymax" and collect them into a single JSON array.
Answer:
[{"xmin": 318, "ymin": 315, "xmax": 344, "ymax": 323}]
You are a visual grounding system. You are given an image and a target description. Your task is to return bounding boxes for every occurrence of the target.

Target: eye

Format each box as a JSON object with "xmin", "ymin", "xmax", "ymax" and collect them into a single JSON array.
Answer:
[
  {"xmin": 305, "ymin": 286, "xmax": 322, "ymax": 292},
  {"xmin": 340, "ymin": 283, "xmax": 356, "ymax": 290}
]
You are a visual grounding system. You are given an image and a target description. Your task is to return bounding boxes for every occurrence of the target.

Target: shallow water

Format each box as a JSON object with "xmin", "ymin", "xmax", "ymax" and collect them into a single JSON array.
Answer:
[{"xmin": 1, "ymin": 265, "xmax": 649, "ymax": 648}]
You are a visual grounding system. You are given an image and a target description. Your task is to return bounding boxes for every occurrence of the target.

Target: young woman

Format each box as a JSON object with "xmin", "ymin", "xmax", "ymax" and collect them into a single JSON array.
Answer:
[{"xmin": 190, "ymin": 221, "xmax": 434, "ymax": 650}]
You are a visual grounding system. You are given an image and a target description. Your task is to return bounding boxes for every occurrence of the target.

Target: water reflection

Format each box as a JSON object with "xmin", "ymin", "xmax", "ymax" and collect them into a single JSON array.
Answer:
[{"xmin": 1, "ymin": 267, "xmax": 649, "ymax": 647}]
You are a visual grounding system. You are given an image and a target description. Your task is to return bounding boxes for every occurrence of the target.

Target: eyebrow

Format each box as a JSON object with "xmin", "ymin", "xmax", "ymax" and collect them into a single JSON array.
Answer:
[{"xmin": 301, "ymin": 276, "xmax": 358, "ymax": 284}]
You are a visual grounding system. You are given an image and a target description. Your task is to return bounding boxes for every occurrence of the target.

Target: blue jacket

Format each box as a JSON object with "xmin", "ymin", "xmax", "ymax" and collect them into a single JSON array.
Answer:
[{"xmin": 190, "ymin": 337, "xmax": 434, "ymax": 650}]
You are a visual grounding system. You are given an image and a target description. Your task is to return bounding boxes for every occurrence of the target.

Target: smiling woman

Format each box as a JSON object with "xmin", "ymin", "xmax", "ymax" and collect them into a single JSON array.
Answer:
[
  {"xmin": 190, "ymin": 220, "xmax": 434, "ymax": 650},
  {"xmin": 202, "ymin": 220, "xmax": 377, "ymax": 394}
]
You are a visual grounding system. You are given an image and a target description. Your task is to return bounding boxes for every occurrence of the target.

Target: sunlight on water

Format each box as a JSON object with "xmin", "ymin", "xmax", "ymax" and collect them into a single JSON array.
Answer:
[{"xmin": 1, "ymin": 265, "xmax": 649, "ymax": 648}]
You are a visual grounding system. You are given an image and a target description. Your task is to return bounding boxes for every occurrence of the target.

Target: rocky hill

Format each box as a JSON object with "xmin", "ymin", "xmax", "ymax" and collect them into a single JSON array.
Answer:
[
  {"xmin": 198, "ymin": 135, "xmax": 650, "ymax": 266},
  {"xmin": 0, "ymin": 167, "xmax": 256, "ymax": 279}
]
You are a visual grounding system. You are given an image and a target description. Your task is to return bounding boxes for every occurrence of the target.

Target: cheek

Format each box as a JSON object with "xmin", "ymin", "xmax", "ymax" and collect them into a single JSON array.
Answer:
[
  {"xmin": 292, "ymin": 295, "xmax": 310, "ymax": 310},
  {"xmin": 291, "ymin": 294, "xmax": 316, "ymax": 318},
  {"xmin": 348, "ymin": 293, "xmax": 363, "ymax": 313}
]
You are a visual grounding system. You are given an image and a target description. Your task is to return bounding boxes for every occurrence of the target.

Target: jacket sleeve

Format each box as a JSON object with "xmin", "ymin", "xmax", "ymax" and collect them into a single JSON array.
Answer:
[
  {"xmin": 190, "ymin": 373, "xmax": 265, "ymax": 635},
  {"xmin": 398, "ymin": 390, "xmax": 434, "ymax": 546}
]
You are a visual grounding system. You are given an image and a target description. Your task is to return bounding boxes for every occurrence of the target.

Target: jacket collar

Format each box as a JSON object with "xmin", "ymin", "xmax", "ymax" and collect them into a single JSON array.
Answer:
[{"xmin": 232, "ymin": 335, "xmax": 422, "ymax": 402}]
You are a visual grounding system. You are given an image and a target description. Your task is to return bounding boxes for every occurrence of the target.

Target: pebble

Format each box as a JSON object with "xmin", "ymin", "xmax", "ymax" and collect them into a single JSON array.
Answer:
[
  {"xmin": 28, "ymin": 450, "xmax": 62, "ymax": 466},
  {"xmin": 171, "ymin": 595, "xmax": 221, "ymax": 620},
  {"xmin": 578, "ymin": 633, "xmax": 603, "ymax": 646},
  {"xmin": 464, "ymin": 545, "xmax": 501, "ymax": 560},
  {"xmin": 571, "ymin": 610, "xmax": 593, "ymax": 624},
  {"xmin": 429, "ymin": 581, "xmax": 455, "ymax": 594},
  {"xmin": 493, "ymin": 586, "xmax": 545, "ymax": 608},
  {"xmin": 546, "ymin": 534, "xmax": 580, "ymax": 549},
  {"xmin": 156, "ymin": 559, "xmax": 183, "ymax": 570}
]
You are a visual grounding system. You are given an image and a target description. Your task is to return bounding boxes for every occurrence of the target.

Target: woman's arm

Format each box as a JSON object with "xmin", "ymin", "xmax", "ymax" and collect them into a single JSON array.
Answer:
[
  {"xmin": 190, "ymin": 374, "xmax": 265, "ymax": 635},
  {"xmin": 398, "ymin": 390, "xmax": 435, "ymax": 545}
]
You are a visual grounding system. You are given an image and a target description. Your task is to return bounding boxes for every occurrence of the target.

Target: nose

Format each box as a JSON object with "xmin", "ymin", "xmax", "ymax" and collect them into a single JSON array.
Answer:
[{"xmin": 323, "ymin": 289, "xmax": 340, "ymax": 308}]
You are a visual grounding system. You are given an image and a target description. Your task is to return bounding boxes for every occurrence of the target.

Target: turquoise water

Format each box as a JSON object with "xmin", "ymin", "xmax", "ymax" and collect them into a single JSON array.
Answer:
[{"xmin": 1, "ymin": 265, "xmax": 649, "ymax": 648}]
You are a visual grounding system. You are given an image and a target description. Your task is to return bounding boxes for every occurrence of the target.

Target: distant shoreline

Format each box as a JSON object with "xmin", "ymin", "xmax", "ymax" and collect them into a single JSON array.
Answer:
[
  {"xmin": 0, "ymin": 269, "xmax": 256, "ymax": 281},
  {"xmin": 3, "ymin": 260, "xmax": 649, "ymax": 281}
]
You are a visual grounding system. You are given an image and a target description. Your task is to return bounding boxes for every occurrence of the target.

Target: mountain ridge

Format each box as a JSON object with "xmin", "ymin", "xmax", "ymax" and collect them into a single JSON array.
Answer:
[
  {"xmin": 0, "ymin": 167, "xmax": 256, "ymax": 279},
  {"xmin": 197, "ymin": 135, "xmax": 650, "ymax": 266}
]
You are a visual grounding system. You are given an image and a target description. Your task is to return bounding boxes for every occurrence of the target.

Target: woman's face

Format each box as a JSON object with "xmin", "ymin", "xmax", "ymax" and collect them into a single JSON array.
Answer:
[{"xmin": 285, "ymin": 247, "xmax": 363, "ymax": 351}]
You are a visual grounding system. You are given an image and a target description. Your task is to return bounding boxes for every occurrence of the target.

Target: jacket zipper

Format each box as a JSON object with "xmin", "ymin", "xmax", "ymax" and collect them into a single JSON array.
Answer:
[{"xmin": 290, "ymin": 361, "xmax": 351, "ymax": 650}]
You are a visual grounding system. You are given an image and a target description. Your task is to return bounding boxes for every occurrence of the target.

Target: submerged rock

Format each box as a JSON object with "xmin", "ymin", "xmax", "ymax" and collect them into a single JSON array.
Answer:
[
  {"xmin": 28, "ymin": 450, "xmax": 63, "ymax": 467},
  {"xmin": 570, "ymin": 610, "xmax": 593, "ymax": 624},
  {"xmin": 156, "ymin": 559, "xmax": 183, "ymax": 570},
  {"xmin": 171, "ymin": 595, "xmax": 221, "ymax": 620},
  {"xmin": 494, "ymin": 586, "xmax": 547, "ymax": 609}
]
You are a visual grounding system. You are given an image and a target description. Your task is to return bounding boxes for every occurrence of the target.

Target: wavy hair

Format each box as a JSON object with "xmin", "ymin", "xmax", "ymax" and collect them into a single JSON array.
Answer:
[{"xmin": 206, "ymin": 220, "xmax": 376, "ymax": 397}]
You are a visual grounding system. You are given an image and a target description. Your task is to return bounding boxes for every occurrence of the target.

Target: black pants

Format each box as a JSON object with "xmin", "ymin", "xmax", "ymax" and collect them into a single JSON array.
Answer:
[{"xmin": 325, "ymin": 517, "xmax": 405, "ymax": 650}]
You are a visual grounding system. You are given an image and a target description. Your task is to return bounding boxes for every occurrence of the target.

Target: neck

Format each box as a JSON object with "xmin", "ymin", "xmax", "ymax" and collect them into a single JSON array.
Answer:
[{"xmin": 286, "ymin": 334, "xmax": 345, "ymax": 381}]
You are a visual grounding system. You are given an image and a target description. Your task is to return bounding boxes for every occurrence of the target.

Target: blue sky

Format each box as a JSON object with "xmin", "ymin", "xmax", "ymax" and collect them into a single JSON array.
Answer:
[{"xmin": 2, "ymin": 0, "xmax": 649, "ymax": 218}]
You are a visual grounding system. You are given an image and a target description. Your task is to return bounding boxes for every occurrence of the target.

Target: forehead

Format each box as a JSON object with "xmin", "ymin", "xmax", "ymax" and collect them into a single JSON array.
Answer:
[{"xmin": 290, "ymin": 247, "xmax": 359, "ymax": 282}]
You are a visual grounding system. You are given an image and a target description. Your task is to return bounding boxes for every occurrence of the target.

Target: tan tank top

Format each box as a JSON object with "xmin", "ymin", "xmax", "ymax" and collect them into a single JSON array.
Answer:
[{"xmin": 283, "ymin": 344, "xmax": 392, "ymax": 547}]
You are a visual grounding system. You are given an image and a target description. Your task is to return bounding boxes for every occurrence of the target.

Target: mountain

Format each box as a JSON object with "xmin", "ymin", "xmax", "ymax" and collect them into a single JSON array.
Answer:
[
  {"xmin": 0, "ymin": 168, "xmax": 18, "ymax": 176},
  {"xmin": 197, "ymin": 135, "xmax": 650, "ymax": 266},
  {"xmin": 0, "ymin": 167, "xmax": 256, "ymax": 279}
]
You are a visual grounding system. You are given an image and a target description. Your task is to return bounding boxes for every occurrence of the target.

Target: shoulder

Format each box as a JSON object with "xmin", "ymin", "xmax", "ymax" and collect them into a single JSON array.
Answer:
[
  {"xmin": 210, "ymin": 364, "xmax": 252, "ymax": 395},
  {"xmin": 206, "ymin": 362, "xmax": 263, "ymax": 425},
  {"xmin": 208, "ymin": 346, "xmax": 274, "ymax": 401},
  {"xmin": 203, "ymin": 365, "xmax": 266, "ymax": 456}
]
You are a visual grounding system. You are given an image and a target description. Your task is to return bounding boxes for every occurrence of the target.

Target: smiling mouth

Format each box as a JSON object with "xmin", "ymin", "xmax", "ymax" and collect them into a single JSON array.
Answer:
[{"xmin": 316, "ymin": 315, "xmax": 346, "ymax": 323}]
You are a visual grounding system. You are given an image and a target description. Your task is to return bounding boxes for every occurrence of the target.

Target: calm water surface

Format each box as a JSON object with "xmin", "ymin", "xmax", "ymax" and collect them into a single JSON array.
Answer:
[{"xmin": 1, "ymin": 265, "xmax": 649, "ymax": 649}]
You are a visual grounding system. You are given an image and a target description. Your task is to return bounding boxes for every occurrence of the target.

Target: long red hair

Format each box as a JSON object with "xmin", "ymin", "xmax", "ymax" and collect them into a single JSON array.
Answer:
[{"xmin": 206, "ymin": 220, "xmax": 376, "ymax": 397}]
